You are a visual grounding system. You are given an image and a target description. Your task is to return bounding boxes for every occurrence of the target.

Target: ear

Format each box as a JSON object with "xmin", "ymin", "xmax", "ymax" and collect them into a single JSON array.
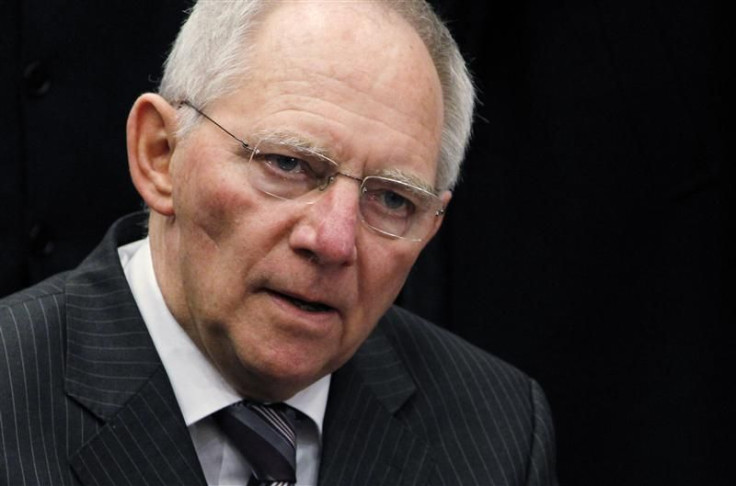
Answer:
[
  {"xmin": 425, "ymin": 190, "xmax": 452, "ymax": 242},
  {"xmin": 126, "ymin": 93, "xmax": 179, "ymax": 216}
]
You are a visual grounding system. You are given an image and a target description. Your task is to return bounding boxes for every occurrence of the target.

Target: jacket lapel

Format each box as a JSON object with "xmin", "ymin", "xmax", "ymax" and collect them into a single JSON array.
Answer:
[
  {"xmin": 70, "ymin": 367, "xmax": 207, "ymax": 486},
  {"xmin": 319, "ymin": 323, "xmax": 434, "ymax": 486},
  {"xmin": 64, "ymin": 214, "xmax": 206, "ymax": 486}
]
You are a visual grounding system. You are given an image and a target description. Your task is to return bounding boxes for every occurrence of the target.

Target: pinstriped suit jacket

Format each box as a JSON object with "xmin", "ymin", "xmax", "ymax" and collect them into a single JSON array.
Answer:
[{"xmin": 1, "ymin": 213, "xmax": 558, "ymax": 485}]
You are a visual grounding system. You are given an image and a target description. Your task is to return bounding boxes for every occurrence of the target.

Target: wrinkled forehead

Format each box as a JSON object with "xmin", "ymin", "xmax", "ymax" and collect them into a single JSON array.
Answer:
[
  {"xmin": 224, "ymin": 1, "xmax": 444, "ymax": 185},
  {"xmin": 253, "ymin": 129, "xmax": 439, "ymax": 194}
]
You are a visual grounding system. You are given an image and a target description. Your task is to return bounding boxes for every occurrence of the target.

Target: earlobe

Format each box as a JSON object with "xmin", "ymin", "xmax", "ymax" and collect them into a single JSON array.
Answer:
[{"xmin": 127, "ymin": 93, "xmax": 179, "ymax": 216}]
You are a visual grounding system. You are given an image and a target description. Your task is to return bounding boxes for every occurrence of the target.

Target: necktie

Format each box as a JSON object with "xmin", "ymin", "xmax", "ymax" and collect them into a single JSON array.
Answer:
[{"xmin": 215, "ymin": 402, "xmax": 298, "ymax": 486}]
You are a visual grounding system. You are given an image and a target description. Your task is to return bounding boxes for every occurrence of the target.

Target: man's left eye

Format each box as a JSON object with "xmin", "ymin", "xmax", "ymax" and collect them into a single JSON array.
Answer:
[
  {"xmin": 362, "ymin": 188, "xmax": 416, "ymax": 216},
  {"xmin": 381, "ymin": 190, "xmax": 410, "ymax": 210}
]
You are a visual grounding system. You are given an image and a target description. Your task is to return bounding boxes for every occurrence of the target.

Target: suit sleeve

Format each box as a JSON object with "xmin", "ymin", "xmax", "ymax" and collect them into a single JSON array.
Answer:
[{"xmin": 524, "ymin": 379, "xmax": 559, "ymax": 486}]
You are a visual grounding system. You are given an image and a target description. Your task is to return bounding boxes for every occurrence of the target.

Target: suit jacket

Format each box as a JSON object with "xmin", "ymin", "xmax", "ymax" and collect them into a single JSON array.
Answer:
[{"xmin": 0, "ymin": 213, "xmax": 557, "ymax": 485}]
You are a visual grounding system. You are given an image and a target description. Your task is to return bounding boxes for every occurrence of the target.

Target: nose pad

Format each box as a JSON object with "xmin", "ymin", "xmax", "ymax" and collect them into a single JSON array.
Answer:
[{"xmin": 289, "ymin": 179, "xmax": 359, "ymax": 265}]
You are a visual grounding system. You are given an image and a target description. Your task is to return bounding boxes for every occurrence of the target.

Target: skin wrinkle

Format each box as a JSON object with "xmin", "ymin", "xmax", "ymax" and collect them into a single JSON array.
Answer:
[
  {"xmin": 221, "ymin": 101, "xmax": 441, "ymax": 192},
  {"xmin": 274, "ymin": 62, "xmax": 441, "ymax": 126},
  {"xmin": 243, "ymin": 20, "xmax": 443, "ymax": 175},
  {"xmin": 245, "ymin": 128, "xmax": 439, "ymax": 195},
  {"xmin": 240, "ymin": 90, "xmax": 441, "ymax": 178}
]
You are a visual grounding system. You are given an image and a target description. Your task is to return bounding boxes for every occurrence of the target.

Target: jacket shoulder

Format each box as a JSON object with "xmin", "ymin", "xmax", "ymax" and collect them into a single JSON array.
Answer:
[
  {"xmin": 379, "ymin": 305, "xmax": 532, "ymax": 393},
  {"xmin": 0, "ymin": 273, "xmax": 70, "ymax": 325},
  {"xmin": 0, "ymin": 273, "xmax": 69, "ymax": 307},
  {"xmin": 375, "ymin": 306, "xmax": 558, "ymax": 484},
  {"xmin": 0, "ymin": 273, "xmax": 70, "ymax": 367}
]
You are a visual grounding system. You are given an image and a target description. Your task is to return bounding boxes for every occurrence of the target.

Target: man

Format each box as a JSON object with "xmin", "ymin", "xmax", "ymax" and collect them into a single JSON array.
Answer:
[{"xmin": 0, "ymin": 1, "xmax": 557, "ymax": 485}]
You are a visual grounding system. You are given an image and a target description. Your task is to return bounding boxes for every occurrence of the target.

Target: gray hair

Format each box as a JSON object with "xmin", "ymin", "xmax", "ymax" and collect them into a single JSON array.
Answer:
[{"xmin": 158, "ymin": 0, "xmax": 475, "ymax": 191}]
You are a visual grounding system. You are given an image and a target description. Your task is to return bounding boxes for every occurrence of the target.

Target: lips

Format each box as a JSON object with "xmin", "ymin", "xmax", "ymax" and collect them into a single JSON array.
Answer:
[{"xmin": 267, "ymin": 289, "xmax": 335, "ymax": 314}]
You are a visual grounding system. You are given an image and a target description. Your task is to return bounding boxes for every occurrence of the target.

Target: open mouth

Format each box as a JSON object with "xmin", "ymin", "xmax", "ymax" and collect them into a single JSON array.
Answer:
[{"xmin": 271, "ymin": 290, "xmax": 334, "ymax": 313}]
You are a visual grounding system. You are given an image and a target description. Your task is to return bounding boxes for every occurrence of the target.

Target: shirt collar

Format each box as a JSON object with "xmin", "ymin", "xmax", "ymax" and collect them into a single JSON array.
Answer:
[{"xmin": 118, "ymin": 237, "xmax": 331, "ymax": 435}]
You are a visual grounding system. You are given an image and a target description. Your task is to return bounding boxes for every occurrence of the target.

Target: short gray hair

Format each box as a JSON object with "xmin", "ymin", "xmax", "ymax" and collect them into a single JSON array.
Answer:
[{"xmin": 159, "ymin": 0, "xmax": 475, "ymax": 191}]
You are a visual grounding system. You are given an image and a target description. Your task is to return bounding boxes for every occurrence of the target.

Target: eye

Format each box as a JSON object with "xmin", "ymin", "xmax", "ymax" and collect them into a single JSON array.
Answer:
[
  {"xmin": 264, "ymin": 154, "xmax": 311, "ymax": 175},
  {"xmin": 362, "ymin": 187, "xmax": 416, "ymax": 217},
  {"xmin": 380, "ymin": 190, "xmax": 410, "ymax": 211},
  {"xmin": 252, "ymin": 151, "xmax": 328, "ymax": 186}
]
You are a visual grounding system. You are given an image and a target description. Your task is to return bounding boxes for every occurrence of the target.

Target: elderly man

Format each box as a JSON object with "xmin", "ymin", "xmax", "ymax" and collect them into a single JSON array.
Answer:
[{"xmin": 0, "ymin": 1, "xmax": 557, "ymax": 485}]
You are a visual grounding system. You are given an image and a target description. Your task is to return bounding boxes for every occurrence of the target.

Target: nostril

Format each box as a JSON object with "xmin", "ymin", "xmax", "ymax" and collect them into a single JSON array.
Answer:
[{"xmin": 295, "ymin": 248, "xmax": 320, "ymax": 264}]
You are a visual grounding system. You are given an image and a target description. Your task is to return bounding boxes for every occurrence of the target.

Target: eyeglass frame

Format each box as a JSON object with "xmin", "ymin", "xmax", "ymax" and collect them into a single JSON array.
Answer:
[{"xmin": 174, "ymin": 100, "xmax": 447, "ymax": 242}]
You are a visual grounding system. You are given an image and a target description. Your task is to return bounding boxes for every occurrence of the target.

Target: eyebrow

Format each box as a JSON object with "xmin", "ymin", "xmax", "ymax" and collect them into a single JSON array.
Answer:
[
  {"xmin": 372, "ymin": 167, "xmax": 438, "ymax": 195},
  {"xmin": 254, "ymin": 129, "xmax": 439, "ymax": 195},
  {"xmin": 255, "ymin": 130, "xmax": 334, "ymax": 160}
]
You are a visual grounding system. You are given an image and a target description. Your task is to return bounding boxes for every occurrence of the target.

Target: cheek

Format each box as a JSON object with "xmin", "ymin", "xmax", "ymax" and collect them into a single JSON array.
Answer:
[
  {"xmin": 174, "ymin": 154, "xmax": 252, "ymax": 241},
  {"xmin": 171, "ymin": 158, "xmax": 257, "ymax": 301},
  {"xmin": 358, "ymin": 242, "xmax": 420, "ymax": 311},
  {"xmin": 333, "ymin": 244, "xmax": 418, "ymax": 367}
]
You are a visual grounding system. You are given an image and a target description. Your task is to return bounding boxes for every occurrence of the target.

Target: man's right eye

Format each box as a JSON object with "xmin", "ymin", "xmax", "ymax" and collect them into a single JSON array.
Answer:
[
  {"xmin": 266, "ymin": 154, "xmax": 305, "ymax": 173},
  {"xmin": 256, "ymin": 154, "xmax": 321, "ymax": 181}
]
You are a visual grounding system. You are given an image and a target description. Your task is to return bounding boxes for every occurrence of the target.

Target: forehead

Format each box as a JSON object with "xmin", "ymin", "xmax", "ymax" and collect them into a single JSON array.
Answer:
[{"xmin": 213, "ymin": 0, "xmax": 444, "ymax": 186}]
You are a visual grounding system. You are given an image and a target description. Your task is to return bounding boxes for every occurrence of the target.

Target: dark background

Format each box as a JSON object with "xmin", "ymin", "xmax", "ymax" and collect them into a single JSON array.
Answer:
[{"xmin": 1, "ymin": 0, "xmax": 731, "ymax": 484}]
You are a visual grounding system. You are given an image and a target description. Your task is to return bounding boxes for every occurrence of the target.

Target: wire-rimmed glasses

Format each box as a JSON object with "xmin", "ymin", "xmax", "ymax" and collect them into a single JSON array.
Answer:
[{"xmin": 177, "ymin": 100, "xmax": 446, "ymax": 242}]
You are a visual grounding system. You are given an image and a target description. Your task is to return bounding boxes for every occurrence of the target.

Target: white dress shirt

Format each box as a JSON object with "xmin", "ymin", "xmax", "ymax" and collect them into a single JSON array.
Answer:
[{"xmin": 119, "ymin": 238, "xmax": 330, "ymax": 486}]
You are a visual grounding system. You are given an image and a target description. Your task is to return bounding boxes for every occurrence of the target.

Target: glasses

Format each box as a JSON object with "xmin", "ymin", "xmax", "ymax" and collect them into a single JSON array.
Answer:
[{"xmin": 178, "ymin": 100, "xmax": 445, "ymax": 242}]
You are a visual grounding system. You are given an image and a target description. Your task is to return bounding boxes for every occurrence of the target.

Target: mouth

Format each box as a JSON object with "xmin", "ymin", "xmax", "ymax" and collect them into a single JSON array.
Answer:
[{"xmin": 267, "ymin": 290, "xmax": 335, "ymax": 314}]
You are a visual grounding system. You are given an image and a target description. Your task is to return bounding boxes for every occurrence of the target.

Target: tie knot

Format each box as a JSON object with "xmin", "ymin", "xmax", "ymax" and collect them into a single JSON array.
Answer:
[{"xmin": 216, "ymin": 402, "xmax": 297, "ymax": 485}]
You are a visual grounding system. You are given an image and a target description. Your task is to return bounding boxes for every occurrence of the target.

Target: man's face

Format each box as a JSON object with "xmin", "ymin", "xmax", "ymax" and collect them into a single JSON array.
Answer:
[{"xmin": 158, "ymin": 2, "xmax": 446, "ymax": 401}]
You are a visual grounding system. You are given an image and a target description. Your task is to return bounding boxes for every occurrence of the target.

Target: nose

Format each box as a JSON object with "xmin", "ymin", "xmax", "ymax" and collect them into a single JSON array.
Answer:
[{"xmin": 288, "ymin": 179, "xmax": 359, "ymax": 266}]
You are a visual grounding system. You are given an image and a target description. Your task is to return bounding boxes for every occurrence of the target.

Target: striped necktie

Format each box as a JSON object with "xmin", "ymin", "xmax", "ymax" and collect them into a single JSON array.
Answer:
[{"xmin": 215, "ymin": 402, "xmax": 298, "ymax": 486}]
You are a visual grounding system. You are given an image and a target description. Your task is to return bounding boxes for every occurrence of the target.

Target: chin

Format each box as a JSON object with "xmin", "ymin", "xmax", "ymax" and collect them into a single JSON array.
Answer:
[
  {"xmin": 240, "ymin": 373, "xmax": 315, "ymax": 403},
  {"xmin": 233, "ymin": 354, "xmax": 330, "ymax": 402}
]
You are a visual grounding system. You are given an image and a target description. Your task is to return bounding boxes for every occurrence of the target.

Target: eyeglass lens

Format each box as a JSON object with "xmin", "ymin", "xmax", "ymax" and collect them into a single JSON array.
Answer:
[{"xmin": 247, "ymin": 139, "xmax": 440, "ymax": 241}]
